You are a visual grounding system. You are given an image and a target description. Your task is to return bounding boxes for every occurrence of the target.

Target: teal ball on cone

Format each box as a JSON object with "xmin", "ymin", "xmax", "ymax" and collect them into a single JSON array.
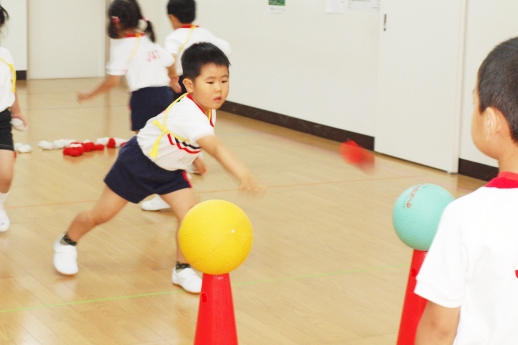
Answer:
[{"xmin": 392, "ymin": 184, "xmax": 454, "ymax": 251}]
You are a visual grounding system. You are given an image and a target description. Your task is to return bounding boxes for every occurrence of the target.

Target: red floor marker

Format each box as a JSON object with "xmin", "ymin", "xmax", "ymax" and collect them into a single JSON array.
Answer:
[
  {"xmin": 194, "ymin": 273, "xmax": 238, "ymax": 345},
  {"xmin": 397, "ymin": 250, "xmax": 428, "ymax": 345}
]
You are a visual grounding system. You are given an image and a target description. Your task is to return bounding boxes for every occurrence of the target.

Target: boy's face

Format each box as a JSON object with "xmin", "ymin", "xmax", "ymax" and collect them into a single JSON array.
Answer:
[{"xmin": 184, "ymin": 63, "xmax": 229, "ymax": 111}]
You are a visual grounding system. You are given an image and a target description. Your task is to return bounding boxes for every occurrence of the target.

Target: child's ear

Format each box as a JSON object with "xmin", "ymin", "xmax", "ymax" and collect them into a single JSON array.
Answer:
[
  {"xmin": 183, "ymin": 78, "xmax": 194, "ymax": 93},
  {"xmin": 485, "ymin": 107, "xmax": 507, "ymax": 140}
]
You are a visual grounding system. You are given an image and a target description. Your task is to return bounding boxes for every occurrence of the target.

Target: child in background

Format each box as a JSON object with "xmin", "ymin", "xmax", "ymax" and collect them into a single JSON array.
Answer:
[
  {"xmin": 0, "ymin": 5, "xmax": 27, "ymax": 232},
  {"xmin": 53, "ymin": 43, "xmax": 264, "ymax": 294},
  {"xmin": 141, "ymin": 0, "xmax": 231, "ymax": 212},
  {"xmin": 415, "ymin": 36, "xmax": 518, "ymax": 344},
  {"xmin": 77, "ymin": 0, "xmax": 175, "ymax": 133}
]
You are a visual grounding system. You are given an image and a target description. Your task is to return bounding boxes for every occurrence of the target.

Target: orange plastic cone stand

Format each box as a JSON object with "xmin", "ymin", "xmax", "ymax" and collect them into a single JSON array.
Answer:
[
  {"xmin": 396, "ymin": 250, "xmax": 428, "ymax": 345},
  {"xmin": 194, "ymin": 273, "xmax": 238, "ymax": 345}
]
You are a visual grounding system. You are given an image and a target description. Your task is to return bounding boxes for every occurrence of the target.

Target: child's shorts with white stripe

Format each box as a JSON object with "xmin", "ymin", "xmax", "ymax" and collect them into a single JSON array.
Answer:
[{"xmin": 104, "ymin": 137, "xmax": 191, "ymax": 203}]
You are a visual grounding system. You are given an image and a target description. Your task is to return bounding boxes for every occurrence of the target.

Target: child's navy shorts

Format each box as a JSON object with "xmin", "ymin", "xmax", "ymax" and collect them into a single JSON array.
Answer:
[
  {"xmin": 130, "ymin": 86, "xmax": 174, "ymax": 131},
  {"xmin": 0, "ymin": 108, "xmax": 13, "ymax": 151},
  {"xmin": 104, "ymin": 137, "xmax": 191, "ymax": 203}
]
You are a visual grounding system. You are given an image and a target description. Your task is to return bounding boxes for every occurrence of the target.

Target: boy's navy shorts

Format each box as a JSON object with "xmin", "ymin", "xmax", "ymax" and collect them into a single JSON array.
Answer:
[
  {"xmin": 104, "ymin": 137, "xmax": 191, "ymax": 203},
  {"xmin": 0, "ymin": 108, "xmax": 13, "ymax": 151},
  {"xmin": 130, "ymin": 86, "xmax": 174, "ymax": 131}
]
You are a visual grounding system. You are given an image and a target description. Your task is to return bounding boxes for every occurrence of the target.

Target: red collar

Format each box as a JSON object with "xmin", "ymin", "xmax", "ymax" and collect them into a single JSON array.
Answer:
[
  {"xmin": 180, "ymin": 25, "xmax": 199, "ymax": 29},
  {"xmin": 486, "ymin": 172, "xmax": 518, "ymax": 188},
  {"xmin": 123, "ymin": 32, "xmax": 143, "ymax": 38}
]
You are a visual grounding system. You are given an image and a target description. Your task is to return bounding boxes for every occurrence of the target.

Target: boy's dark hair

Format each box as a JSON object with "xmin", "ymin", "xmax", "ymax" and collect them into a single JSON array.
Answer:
[
  {"xmin": 182, "ymin": 43, "xmax": 230, "ymax": 80},
  {"xmin": 478, "ymin": 36, "xmax": 518, "ymax": 142},
  {"xmin": 0, "ymin": 5, "xmax": 9, "ymax": 28},
  {"xmin": 167, "ymin": 0, "xmax": 196, "ymax": 24},
  {"xmin": 108, "ymin": 0, "xmax": 156, "ymax": 42}
]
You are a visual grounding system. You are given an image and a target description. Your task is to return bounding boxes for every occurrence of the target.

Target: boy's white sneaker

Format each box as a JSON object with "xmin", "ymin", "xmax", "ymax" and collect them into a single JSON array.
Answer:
[
  {"xmin": 53, "ymin": 235, "xmax": 78, "ymax": 275},
  {"xmin": 0, "ymin": 210, "xmax": 9, "ymax": 232},
  {"xmin": 141, "ymin": 195, "xmax": 171, "ymax": 211},
  {"xmin": 172, "ymin": 267, "xmax": 202, "ymax": 294}
]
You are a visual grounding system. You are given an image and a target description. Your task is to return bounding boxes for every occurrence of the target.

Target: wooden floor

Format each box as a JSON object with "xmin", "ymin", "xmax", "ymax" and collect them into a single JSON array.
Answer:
[{"xmin": 1, "ymin": 78, "xmax": 485, "ymax": 345}]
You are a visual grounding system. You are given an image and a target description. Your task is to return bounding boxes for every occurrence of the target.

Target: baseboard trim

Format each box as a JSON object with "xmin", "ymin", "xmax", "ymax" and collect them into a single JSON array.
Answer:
[
  {"xmin": 16, "ymin": 71, "xmax": 27, "ymax": 80},
  {"xmin": 220, "ymin": 101, "xmax": 374, "ymax": 150},
  {"xmin": 458, "ymin": 159, "xmax": 497, "ymax": 181},
  {"xmin": 220, "ymin": 101, "xmax": 497, "ymax": 181}
]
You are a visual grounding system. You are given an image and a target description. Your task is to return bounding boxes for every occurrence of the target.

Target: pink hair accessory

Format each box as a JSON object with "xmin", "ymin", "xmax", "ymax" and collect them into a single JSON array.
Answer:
[
  {"xmin": 142, "ymin": 17, "xmax": 148, "ymax": 21},
  {"xmin": 111, "ymin": 16, "xmax": 120, "ymax": 23}
]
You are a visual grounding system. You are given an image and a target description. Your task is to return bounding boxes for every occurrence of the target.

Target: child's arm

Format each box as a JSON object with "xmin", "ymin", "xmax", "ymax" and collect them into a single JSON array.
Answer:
[
  {"xmin": 77, "ymin": 75, "xmax": 122, "ymax": 103},
  {"xmin": 168, "ymin": 62, "xmax": 182, "ymax": 93},
  {"xmin": 197, "ymin": 135, "xmax": 264, "ymax": 194},
  {"xmin": 10, "ymin": 91, "xmax": 26, "ymax": 125},
  {"xmin": 415, "ymin": 301, "xmax": 460, "ymax": 345}
]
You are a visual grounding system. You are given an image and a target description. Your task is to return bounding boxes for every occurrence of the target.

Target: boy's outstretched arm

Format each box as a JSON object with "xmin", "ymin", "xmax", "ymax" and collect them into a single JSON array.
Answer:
[
  {"xmin": 197, "ymin": 135, "xmax": 264, "ymax": 194},
  {"xmin": 415, "ymin": 301, "xmax": 460, "ymax": 345}
]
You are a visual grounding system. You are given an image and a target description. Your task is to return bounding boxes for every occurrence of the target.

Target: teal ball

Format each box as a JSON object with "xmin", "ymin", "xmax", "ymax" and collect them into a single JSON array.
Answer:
[{"xmin": 392, "ymin": 184, "xmax": 454, "ymax": 251}]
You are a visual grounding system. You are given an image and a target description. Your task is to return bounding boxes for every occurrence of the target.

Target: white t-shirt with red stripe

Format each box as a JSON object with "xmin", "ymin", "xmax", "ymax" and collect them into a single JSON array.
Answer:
[
  {"xmin": 106, "ymin": 34, "xmax": 173, "ymax": 91},
  {"xmin": 415, "ymin": 172, "xmax": 518, "ymax": 344},
  {"xmin": 164, "ymin": 25, "xmax": 231, "ymax": 75},
  {"xmin": 0, "ymin": 47, "xmax": 15, "ymax": 112},
  {"xmin": 136, "ymin": 94, "xmax": 215, "ymax": 171}
]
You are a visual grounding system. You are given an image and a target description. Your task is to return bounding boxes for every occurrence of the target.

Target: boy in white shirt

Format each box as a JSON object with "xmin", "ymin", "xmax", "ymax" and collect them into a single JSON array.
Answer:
[
  {"xmin": 141, "ymin": 0, "xmax": 231, "ymax": 211},
  {"xmin": 415, "ymin": 36, "xmax": 518, "ymax": 344},
  {"xmin": 53, "ymin": 43, "xmax": 264, "ymax": 294}
]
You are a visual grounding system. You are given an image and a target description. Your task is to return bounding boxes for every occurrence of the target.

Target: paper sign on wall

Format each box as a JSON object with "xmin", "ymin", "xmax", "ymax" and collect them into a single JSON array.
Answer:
[
  {"xmin": 349, "ymin": 0, "xmax": 379, "ymax": 11},
  {"xmin": 325, "ymin": 0, "xmax": 346, "ymax": 14},
  {"xmin": 268, "ymin": 0, "xmax": 285, "ymax": 13}
]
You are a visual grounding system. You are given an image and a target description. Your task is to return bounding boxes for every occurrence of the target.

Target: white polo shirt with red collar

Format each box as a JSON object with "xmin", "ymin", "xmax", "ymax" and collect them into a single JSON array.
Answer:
[
  {"xmin": 136, "ymin": 94, "xmax": 215, "ymax": 171},
  {"xmin": 415, "ymin": 172, "xmax": 518, "ymax": 344},
  {"xmin": 106, "ymin": 34, "xmax": 173, "ymax": 91}
]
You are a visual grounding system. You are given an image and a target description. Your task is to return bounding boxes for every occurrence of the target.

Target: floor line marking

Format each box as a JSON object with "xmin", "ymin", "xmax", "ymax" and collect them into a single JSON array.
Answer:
[{"xmin": 0, "ymin": 263, "xmax": 407, "ymax": 314}]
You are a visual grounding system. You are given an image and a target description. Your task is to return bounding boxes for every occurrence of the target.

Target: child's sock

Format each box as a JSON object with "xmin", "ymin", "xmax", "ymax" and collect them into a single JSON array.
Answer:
[
  {"xmin": 0, "ymin": 192, "xmax": 9, "ymax": 231},
  {"xmin": 60, "ymin": 233, "xmax": 77, "ymax": 246},
  {"xmin": 176, "ymin": 261, "xmax": 191, "ymax": 272}
]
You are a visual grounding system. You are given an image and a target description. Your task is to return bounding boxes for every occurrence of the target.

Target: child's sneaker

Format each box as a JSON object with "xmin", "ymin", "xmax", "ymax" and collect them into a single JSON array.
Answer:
[
  {"xmin": 141, "ymin": 195, "xmax": 170, "ymax": 211},
  {"xmin": 53, "ymin": 234, "xmax": 78, "ymax": 275},
  {"xmin": 172, "ymin": 267, "xmax": 202, "ymax": 294},
  {"xmin": 0, "ymin": 210, "xmax": 9, "ymax": 232}
]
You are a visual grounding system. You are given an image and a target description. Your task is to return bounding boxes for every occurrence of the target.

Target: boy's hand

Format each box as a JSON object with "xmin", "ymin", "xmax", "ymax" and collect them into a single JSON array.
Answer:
[
  {"xmin": 192, "ymin": 157, "xmax": 207, "ymax": 175},
  {"xmin": 77, "ymin": 92, "xmax": 92, "ymax": 104},
  {"xmin": 239, "ymin": 174, "xmax": 266, "ymax": 196},
  {"xmin": 11, "ymin": 112, "xmax": 27, "ymax": 127},
  {"xmin": 170, "ymin": 76, "xmax": 182, "ymax": 93}
]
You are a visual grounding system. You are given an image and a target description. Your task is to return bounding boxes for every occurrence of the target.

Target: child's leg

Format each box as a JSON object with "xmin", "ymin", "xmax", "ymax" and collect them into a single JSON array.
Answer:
[
  {"xmin": 66, "ymin": 186, "xmax": 128, "ymax": 241},
  {"xmin": 161, "ymin": 188, "xmax": 197, "ymax": 263},
  {"xmin": 161, "ymin": 188, "xmax": 201, "ymax": 294},
  {"xmin": 54, "ymin": 186, "xmax": 128, "ymax": 275},
  {"xmin": 0, "ymin": 149, "xmax": 14, "ymax": 232}
]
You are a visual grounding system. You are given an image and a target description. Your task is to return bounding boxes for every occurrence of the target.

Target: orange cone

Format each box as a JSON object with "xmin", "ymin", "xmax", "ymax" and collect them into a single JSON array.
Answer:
[
  {"xmin": 194, "ymin": 273, "xmax": 238, "ymax": 345},
  {"xmin": 397, "ymin": 250, "xmax": 428, "ymax": 345}
]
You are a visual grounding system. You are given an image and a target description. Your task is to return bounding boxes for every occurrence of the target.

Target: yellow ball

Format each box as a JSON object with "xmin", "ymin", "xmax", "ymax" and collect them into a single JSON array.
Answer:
[{"xmin": 178, "ymin": 200, "xmax": 253, "ymax": 275}]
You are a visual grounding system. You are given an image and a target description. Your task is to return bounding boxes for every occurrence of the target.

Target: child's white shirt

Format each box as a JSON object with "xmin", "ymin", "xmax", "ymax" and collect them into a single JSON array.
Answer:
[
  {"xmin": 164, "ymin": 26, "xmax": 231, "ymax": 75},
  {"xmin": 415, "ymin": 182, "xmax": 518, "ymax": 344},
  {"xmin": 136, "ymin": 94, "xmax": 216, "ymax": 171},
  {"xmin": 0, "ymin": 47, "xmax": 15, "ymax": 112},
  {"xmin": 106, "ymin": 35, "xmax": 173, "ymax": 91}
]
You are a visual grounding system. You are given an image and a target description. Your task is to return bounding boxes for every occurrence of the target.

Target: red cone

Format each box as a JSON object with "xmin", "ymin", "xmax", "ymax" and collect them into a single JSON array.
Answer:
[
  {"xmin": 397, "ymin": 250, "xmax": 428, "ymax": 345},
  {"xmin": 194, "ymin": 273, "xmax": 238, "ymax": 345}
]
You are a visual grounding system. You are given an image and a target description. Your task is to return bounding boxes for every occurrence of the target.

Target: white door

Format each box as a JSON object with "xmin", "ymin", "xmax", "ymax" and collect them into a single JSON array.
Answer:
[
  {"xmin": 375, "ymin": 0, "xmax": 466, "ymax": 172},
  {"xmin": 28, "ymin": 0, "xmax": 105, "ymax": 79}
]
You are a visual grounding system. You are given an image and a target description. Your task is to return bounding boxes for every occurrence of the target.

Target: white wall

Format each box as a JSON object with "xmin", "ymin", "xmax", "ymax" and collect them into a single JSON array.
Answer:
[
  {"xmin": 28, "ymin": 0, "xmax": 105, "ymax": 79},
  {"xmin": 193, "ymin": 0, "xmax": 380, "ymax": 137},
  {"xmin": 459, "ymin": 1, "xmax": 518, "ymax": 168},
  {"xmin": 0, "ymin": 0, "xmax": 27, "ymax": 71}
]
